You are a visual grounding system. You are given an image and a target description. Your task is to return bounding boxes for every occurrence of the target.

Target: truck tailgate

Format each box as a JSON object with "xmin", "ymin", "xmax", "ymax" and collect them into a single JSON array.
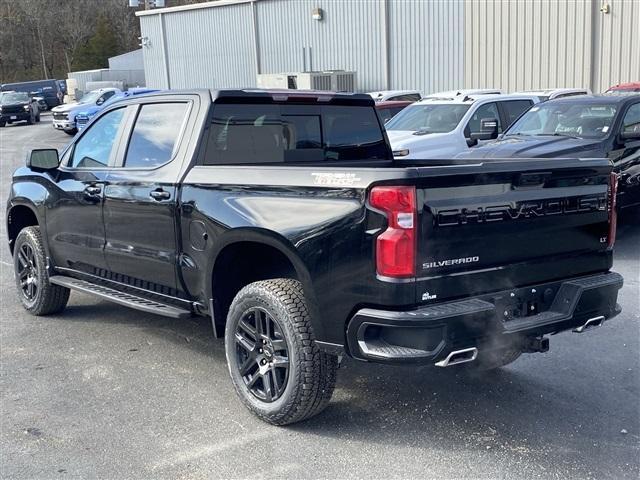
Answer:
[{"xmin": 412, "ymin": 158, "xmax": 614, "ymax": 304}]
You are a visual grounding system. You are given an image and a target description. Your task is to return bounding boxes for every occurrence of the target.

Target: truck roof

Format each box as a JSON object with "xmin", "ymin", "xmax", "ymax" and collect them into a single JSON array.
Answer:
[
  {"xmin": 415, "ymin": 93, "xmax": 539, "ymax": 105},
  {"xmin": 211, "ymin": 89, "xmax": 375, "ymax": 105}
]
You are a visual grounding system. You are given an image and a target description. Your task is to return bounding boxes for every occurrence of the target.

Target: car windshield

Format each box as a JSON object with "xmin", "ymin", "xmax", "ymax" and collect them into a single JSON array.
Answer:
[
  {"xmin": 506, "ymin": 102, "xmax": 617, "ymax": 139},
  {"xmin": 79, "ymin": 90, "xmax": 104, "ymax": 104},
  {"xmin": 385, "ymin": 103, "xmax": 470, "ymax": 133},
  {"xmin": 0, "ymin": 92, "xmax": 29, "ymax": 103}
]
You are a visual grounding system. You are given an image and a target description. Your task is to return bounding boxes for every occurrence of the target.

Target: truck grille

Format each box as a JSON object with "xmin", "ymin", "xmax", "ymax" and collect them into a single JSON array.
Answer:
[
  {"xmin": 76, "ymin": 116, "xmax": 89, "ymax": 126},
  {"xmin": 53, "ymin": 112, "xmax": 68, "ymax": 120},
  {"xmin": 2, "ymin": 106, "xmax": 24, "ymax": 114}
]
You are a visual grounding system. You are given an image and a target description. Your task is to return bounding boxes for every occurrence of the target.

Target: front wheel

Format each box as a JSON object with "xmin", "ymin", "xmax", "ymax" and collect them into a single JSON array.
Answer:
[
  {"xmin": 225, "ymin": 279, "xmax": 338, "ymax": 425},
  {"xmin": 13, "ymin": 226, "xmax": 70, "ymax": 315}
]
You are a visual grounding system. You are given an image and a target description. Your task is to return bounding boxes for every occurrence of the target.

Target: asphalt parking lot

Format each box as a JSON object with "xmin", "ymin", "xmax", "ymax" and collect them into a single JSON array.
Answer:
[{"xmin": 1, "ymin": 115, "xmax": 638, "ymax": 479}]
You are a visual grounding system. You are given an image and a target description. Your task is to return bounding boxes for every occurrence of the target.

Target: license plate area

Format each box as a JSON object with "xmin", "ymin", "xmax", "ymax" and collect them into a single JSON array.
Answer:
[
  {"xmin": 492, "ymin": 284, "xmax": 559, "ymax": 322},
  {"xmin": 10, "ymin": 116, "xmax": 17, "ymax": 120}
]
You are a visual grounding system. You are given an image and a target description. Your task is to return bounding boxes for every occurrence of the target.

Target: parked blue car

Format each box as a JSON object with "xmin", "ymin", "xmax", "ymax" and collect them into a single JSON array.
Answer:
[{"xmin": 75, "ymin": 88, "xmax": 159, "ymax": 131}]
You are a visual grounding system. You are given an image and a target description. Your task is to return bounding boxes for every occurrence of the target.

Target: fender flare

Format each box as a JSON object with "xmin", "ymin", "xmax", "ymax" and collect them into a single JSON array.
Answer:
[{"xmin": 206, "ymin": 228, "xmax": 326, "ymax": 341}]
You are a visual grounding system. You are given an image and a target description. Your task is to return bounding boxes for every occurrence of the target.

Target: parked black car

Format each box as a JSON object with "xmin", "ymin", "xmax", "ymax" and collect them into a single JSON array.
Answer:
[
  {"xmin": 0, "ymin": 91, "xmax": 40, "ymax": 127},
  {"xmin": 7, "ymin": 89, "xmax": 623, "ymax": 425},
  {"xmin": 457, "ymin": 95, "xmax": 640, "ymax": 210}
]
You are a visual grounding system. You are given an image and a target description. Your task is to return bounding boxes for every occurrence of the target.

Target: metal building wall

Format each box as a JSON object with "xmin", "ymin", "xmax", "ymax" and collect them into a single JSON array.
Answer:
[
  {"xmin": 140, "ymin": 2, "xmax": 256, "ymax": 90},
  {"xmin": 592, "ymin": 0, "xmax": 640, "ymax": 92},
  {"xmin": 388, "ymin": 0, "xmax": 464, "ymax": 94},
  {"xmin": 464, "ymin": 0, "xmax": 593, "ymax": 92},
  {"xmin": 256, "ymin": 0, "xmax": 386, "ymax": 92},
  {"xmin": 139, "ymin": 14, "xmax": 169, "ymax": 89},
  {"xmin": 138, "ymin": 0, "xmax": 465, "ymax": 94}
]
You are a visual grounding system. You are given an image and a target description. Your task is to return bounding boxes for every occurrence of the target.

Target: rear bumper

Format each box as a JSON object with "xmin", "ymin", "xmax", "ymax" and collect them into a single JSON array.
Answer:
[{"xmin": 346, "ymin": 271, "xmax": 623, "ymax": 364}]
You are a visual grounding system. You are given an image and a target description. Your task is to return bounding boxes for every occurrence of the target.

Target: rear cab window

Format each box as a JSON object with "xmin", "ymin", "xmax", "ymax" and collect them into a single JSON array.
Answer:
[{"xmin": 204, "ymin": 103, "xmax": 390, "ymax": 165}]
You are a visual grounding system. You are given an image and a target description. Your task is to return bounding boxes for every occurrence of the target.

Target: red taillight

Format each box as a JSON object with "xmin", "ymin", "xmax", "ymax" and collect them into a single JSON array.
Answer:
[
  {"xmin": 370, "ymin": 186, "xmax": 417, "ymax": 278},
  {"xmin": 607, "ymin": 172, "xmax": 618, "ymax": 250}
]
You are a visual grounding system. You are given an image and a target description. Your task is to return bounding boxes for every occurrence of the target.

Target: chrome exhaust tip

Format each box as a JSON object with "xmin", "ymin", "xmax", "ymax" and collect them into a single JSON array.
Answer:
[
  {"xmin": 435, "ymin": 347, "xmax": 478, "ymax": 367},
  {"xmin": 573, "ymin": 315, "xmax": 605, "ymax": 333}
]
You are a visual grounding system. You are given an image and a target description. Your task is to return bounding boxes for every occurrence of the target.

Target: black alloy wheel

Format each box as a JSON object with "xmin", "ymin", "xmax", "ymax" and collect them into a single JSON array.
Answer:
[
  {"xmin": 234, "ymin": 307, "xmax": 290, "ymax": 403},
  {"xmin": 16, "ymin": 242, "xmax": 39, "ymax": 301}
]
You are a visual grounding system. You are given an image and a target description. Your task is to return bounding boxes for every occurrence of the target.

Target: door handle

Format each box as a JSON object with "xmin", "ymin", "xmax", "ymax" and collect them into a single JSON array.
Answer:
[
  {"xmin": 149, "ymin": 189, "xmax": 171, "ymax": 201},
  {"xmin": 84, "ymin": 185, "xmax": 101, "ymax": 195}
]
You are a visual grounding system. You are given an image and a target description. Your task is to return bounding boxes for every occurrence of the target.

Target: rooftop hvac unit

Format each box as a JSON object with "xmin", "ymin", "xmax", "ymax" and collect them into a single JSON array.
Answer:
[{"xmin": 256, "ymin": 71, "xmax": 356, "ymax": 92}]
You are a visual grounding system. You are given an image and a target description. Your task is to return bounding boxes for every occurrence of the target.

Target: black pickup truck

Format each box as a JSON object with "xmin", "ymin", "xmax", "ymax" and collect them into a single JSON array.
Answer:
[{"xmin": 7, "ymin": 90, "xmax": 623, "ymax": 425}]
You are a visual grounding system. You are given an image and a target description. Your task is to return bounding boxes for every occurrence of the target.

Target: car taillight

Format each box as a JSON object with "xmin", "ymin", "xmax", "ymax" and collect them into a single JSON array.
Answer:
[
  {"xmin": 607, "ymin": 172, "xmax": 618, "ymax": 250},
  {"xmin": 369, "ymin": 186, "xmax": 417, "ymax": 278}
]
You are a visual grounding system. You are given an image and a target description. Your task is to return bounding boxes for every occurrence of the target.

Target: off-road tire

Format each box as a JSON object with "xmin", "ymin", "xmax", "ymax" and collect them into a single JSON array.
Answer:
[
  {"xmin": 225, "ymin": 278, "xmax": 338, "ymax": 425},
  {"xmin": 63, "ymin": 128, "xmax": 77, "ymax": 136},
  {"xmin": 13, "ymin": 226, "xmax": 69, "ymax": 315}
]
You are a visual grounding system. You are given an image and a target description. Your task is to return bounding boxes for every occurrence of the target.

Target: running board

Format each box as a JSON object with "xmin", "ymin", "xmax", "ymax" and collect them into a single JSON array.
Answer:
[{"xmin": 49, "ymin": 276, "xmax": 191, "ymax": 319}]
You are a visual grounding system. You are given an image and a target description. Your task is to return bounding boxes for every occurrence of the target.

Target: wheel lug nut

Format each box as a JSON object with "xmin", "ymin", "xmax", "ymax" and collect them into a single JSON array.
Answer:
[
  {"xmin": 259, "ymin": 348, "xmax": 263, "ymax": 353},
  {"xmin": 262, "ymin": 339, "xmax": 267, "ymax": 344},
  {"xmin": 261, "ymin": 359, "xmax": 267, "ymax": 365}
]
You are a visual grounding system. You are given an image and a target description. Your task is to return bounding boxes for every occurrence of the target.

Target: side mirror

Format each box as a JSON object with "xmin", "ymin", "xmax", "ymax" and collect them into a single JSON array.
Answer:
[
  {"xmin": 96, "ymin": 98, "xmax": 104, "ymax": 106},
  {"xmin": 470, "ymin": 118, "xmax": 499, "ymax": 141},
  {"xmin": 27, "ymin": 149, "xmax": 59, "ymax": 171},
  {"xmin": 620, "ymin": 129, "xmax": 640, "ymax": 141}
]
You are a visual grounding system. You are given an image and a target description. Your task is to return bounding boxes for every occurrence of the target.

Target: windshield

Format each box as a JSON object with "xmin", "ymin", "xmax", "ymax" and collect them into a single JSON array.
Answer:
[
  {"xmin": 79, "ymin": 90, "xmax": 104, "ymax": 104},
  {"xmin": 0, "ymin": 92, "xmax": 29, "ymax": 103},
  {"xmin": 506, "ymin": 102, "xmax": 617, "ymax": 139},
  {"xmin": 385, "ymin": 103, "xmax": 470, "ymax": 133}
]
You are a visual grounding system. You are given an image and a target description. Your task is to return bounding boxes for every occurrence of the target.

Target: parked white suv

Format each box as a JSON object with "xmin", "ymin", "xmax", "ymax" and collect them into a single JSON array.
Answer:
[
  {"xmin": 51, "ymin": 88, "xmax": 121, "ymax": 135},
  {"xmin": 516, "ymin": 88, "xmax": 591, "ymax": 102},
  {"xmin": 424, "ymin": 88, "xmax": 503, "ymax": 98},
  {"xmin": 386, "ymin": 94, "xmax": 540, "ymax": 160}
]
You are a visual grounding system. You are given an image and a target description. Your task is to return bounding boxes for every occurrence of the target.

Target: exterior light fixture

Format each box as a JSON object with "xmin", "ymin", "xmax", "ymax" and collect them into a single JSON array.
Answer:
[{"xmin": 312, "ymin": 8, "xmax": 324, "ymax": 21}]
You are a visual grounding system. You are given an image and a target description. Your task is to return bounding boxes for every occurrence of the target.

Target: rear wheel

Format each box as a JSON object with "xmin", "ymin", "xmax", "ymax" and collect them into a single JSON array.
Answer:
[
  {"xmin": 0, "ymin": 122, "xmax": 5, "ymax": 127},
  {"xmin": 225, "ymin": 279, "xmax": 338, "ymax": 425},
  {"xmin": 13, "ymin": 226, "xmax": 69, "ymax": 315}
]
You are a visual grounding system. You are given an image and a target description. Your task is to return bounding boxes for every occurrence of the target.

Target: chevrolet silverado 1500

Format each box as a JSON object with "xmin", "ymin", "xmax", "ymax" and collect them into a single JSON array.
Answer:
[{"xmin": 7, "ymin": 89, "xmax": 623, "ymax": 425}]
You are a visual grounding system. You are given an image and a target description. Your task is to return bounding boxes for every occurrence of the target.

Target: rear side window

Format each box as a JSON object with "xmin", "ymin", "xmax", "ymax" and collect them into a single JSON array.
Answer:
[
  {"xmin": 204, "ymin": 103, "xmax": 389, "ymax": 165},
  {"xmin": 124, "ymin": 103, "xmax": 188, "ymax": 168},
  {"xmin": 392, "ymin": 94, "xmax": 421, "ymax": 102},
  {"xmin": 501, "ymin": 100, "xmax": 534, "ymax": 127}
]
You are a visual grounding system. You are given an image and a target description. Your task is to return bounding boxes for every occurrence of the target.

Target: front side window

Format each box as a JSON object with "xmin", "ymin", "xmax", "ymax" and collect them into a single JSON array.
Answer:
[
  {"xmin": 205, "ymin": 103, "xmax": 388, "ymax": 165},
  {"xmin": 385, "ymin": 104, "xmax": 470, "ymax": 133},
  {"xmin": 70, "ymin": 108, "xmax": 125, "ymax": 168},
  {"xmin": 501, "ymin": 100, "xmax": 533, "ymax": 127},
  {"xmin": 622, "ymin": 103, "xmax": 640, "ymax": 135},
  {"xmin": 506, "ymin": 103, "xmax": 617, "ymax": 139},
  {"xmin": 124, "ymin": 103, "xmax": 188, "ymax": 168},
  {"xmin": 466, "ymin": 102, "xmax": 502, "ymax": 134}
]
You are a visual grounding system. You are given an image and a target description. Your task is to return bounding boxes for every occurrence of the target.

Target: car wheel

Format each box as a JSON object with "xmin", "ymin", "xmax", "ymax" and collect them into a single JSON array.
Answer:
[
  {"xmin": 63, "ymin": 128, "xmax": 77, "ymax": 136},
  {"xmin": 13, "ymin": 226, "xmax": 70, "ymax": 315},
  {"xmin": 225, "ymin": 278, "xmax": 338, "ymax": 425},
  {"xmin": 0, "ymin": 122, "xmax": 5, "ymax": 127}
]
